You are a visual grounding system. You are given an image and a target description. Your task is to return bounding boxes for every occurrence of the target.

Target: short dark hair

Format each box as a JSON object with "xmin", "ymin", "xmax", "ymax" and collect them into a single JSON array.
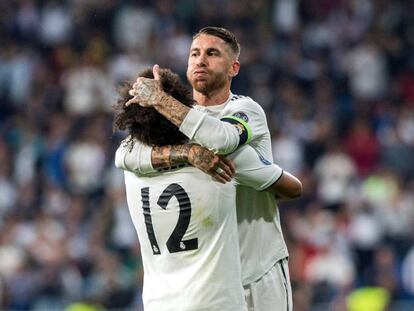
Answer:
[
  {"xmin": 194, "ymin": 26, "xmax": 240, "ymax": 58},
  {"xmin": 113, "ymin": 68, "xmax": 194, "ymax": 146}
]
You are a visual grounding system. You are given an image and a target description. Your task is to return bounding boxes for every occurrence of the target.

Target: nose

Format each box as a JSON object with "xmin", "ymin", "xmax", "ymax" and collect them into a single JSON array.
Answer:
[{"xmin": 195, "ymin": 54, "xmax": 207, "ymax": 67}]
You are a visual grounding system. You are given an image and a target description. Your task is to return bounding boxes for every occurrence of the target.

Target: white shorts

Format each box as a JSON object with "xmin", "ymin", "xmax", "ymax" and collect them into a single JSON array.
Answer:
[{"xmin": 243, "ymin": 258, "xmax": 292, "ymax": 311}]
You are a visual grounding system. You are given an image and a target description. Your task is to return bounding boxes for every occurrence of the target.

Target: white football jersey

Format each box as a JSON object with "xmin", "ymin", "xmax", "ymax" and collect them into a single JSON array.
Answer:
[
  {"xmin": 193, "ymin": 94, "xmax": 289, "ymax": 285},
  {"xmin": 124, "ymin": 167, "xmax": 245, "ymax": 311},
  {"xmin": 116, "ymin": 93, "xmax": 289, "ymax": 287},
  {"xmin": 123, "ymin": 143, "xmax": 282, "ymax": 311}
]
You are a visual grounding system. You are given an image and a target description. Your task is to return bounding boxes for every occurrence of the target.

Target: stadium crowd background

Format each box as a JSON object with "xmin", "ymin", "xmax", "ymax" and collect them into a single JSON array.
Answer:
[{"xmin": 1, "ymin": 0, "xmax": 414, "ymax": 310}]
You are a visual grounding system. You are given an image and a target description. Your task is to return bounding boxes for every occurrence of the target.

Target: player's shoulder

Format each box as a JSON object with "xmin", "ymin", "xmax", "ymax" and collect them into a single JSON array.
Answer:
[
  {"xmin": 226, "ymin": 94, "xmax": 266, "ymax": 117},
  {"xmin": 229, "ymin": 94, "xmax": 263, "ymax": 110},
  {"xmin": 229, "ymin": 94, "xmax": 254, "ymax": 105}
]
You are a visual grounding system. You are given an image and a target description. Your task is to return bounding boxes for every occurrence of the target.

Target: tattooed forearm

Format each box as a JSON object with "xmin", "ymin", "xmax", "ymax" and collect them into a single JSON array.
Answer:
[
  {"xmin": 152, "ymin": 144, "xmax": 234, "ymax": 183},
  {"xmin": 151, "ymin": 145, "xmax": 191, "ymax": 170},
  {"xmin": 153, "ymin": 95, "xmax": 190, "ymax": 127},
  {"xmin": 169, "ymin": 144, "xmax": 191, "ymax": 166},
  {"xmin": 127, "ymin": 75, "xmax": 190, "ymax": 126},
  {"xmin": 188, "ymin": 145, "xmax": 216, "ymax": 169}
]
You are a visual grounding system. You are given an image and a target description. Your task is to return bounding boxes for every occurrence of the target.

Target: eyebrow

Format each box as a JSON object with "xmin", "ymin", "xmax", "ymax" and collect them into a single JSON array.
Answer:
[
  {"xmin": 190, "ymin": 47, "xmax": 222, "ymax": 54},
  {"xmin": 206, "ymin": 48, "xmax": 221, "ymax": 54}
]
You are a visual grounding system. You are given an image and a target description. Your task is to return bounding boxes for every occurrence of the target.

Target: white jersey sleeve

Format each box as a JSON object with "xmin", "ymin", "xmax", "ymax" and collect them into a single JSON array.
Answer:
[
  {"xmin": 115, "ymin": 138, "xmax": 282, "ymax": 191},
  {"xmin": 180, "ymin": 109, "xmax": 241, "ymax": 154},
  {"xmin": 229, "ymin": 145, "xmax": 283, "ymax": 192},
  {"xmin": 222, "ymin": 97, "xmax": 268, "ymax": 142},
  {"xmin": 114, "ymin": 138, "xmax": 156, "ymax": 175},
  {"xmin": 179, "ymin": 96, "xmax": 271, "ymax": 156},
  {"xmin": 221, "ymin": 95, "xmax": 274, "ymax": 163}
]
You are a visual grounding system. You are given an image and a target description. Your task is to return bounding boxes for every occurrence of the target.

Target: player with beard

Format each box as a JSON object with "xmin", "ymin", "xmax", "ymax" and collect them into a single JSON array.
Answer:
[{"xmin": 116, "ymin": 27, "xmax": 302, "ymax": 311}]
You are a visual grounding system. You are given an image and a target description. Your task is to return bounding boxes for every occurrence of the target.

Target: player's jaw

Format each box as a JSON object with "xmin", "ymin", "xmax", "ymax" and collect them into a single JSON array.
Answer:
[{"xmin": 187, "ymin": 68, "xmax": 228, "ymax": 95}]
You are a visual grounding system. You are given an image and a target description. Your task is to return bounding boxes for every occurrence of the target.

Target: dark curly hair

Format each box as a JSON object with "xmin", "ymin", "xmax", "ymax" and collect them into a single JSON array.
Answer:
[{"xmin": 113, "ymin": 68, "xmax": 194, "ymax": 146}]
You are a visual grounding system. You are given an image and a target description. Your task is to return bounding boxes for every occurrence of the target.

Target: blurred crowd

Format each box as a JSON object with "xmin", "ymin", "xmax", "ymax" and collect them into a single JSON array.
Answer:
[{"xmin": 1, "ymin": 0, "xmax": 414, "ymax": 310}]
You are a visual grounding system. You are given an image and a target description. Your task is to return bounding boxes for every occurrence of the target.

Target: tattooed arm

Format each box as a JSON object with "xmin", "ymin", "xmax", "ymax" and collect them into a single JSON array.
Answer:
[
  {"xmin": 126, "ymin": 66, "xmax": 241, "ymax": 154},
  {"xmin": 126, "ymin": 69, "xmax": 189, "ymax": 128},
  {"xmin": 115, "ymin": 139, "xmax": 234, "ymax": 183},
  {"xmin": 152, "ymin": 144, "xmax": 234, "ymax": 183}
]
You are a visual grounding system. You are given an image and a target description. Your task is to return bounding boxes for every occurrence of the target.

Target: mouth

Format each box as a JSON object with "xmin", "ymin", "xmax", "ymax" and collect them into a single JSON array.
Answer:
[{"xmin": 194, "ymin": 70, "xmax": 208, "ymax": 75}]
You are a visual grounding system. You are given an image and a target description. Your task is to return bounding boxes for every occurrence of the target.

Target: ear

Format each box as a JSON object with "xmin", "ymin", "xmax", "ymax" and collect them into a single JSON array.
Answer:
[{"xmin": 229, "ymin": 60, "xmax": 240, "ymax": 78}]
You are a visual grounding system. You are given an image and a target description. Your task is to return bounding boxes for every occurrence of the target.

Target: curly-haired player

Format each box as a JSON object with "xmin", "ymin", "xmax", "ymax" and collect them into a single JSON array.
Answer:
[
  {"xmin": 114, "ymin": 68, "xmax": 194, "ymax": 147},
  {"xmin": 114, "ymin": 66, "xmax": 299, "ymax": 311},
  {"xmin": 116, "ymin": 27, "xmax": 302, "ymax": 311}
]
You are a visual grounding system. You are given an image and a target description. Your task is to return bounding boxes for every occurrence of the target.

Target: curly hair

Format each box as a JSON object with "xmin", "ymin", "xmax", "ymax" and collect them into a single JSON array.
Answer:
[{"xmin": 113, "ymin": 68, "xmax": 194, "ymax": 147}]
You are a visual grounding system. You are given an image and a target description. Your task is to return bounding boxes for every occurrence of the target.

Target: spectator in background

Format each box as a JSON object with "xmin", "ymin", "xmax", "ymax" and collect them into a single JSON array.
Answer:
[
  {"xmin": 344, "ymin": 118, "xmax": 380, "ymax": 177},
  {"xmin": 0, "ymin": 0, "xmax": 413, "ymax": 309},
  {"xmin": 343, "ymin": 35, "xmax": 388, "ymax": 102},
  {"xmin": 314, "ymin": 141, "xmax": 357, "ymax": 210}
]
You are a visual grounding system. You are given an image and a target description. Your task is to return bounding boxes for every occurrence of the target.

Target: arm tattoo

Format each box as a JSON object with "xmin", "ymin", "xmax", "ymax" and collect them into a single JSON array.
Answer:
[
  {"xmin": 153, "ymin": 95, "xmax": 190, "ymax": 127},
  {"xmin": 188, "ymin": 147, "xmax": 216, "ymax": 169},
  {"xmin": 151, "ymin": 145, "xmax": 191, "ymax": 170}
]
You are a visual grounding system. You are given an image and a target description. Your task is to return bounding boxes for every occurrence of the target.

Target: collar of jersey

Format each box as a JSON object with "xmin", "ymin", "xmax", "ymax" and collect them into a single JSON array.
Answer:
[{"xmin": 194, "ymin": 93, "xmax": 233, "ymax": 113}]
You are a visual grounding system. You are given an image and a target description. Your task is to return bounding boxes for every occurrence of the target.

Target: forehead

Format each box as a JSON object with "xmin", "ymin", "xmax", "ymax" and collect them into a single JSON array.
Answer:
[{"xmin": 190, "ymin": 34, "xmax": 230, "ymax": 52}]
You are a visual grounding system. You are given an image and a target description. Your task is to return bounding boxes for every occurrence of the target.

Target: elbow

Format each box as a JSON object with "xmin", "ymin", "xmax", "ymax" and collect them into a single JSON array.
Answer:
[
  {"xmin": 290, "ymin": 180, "xmax": 303, "ymax": 199},
  {"xmin": 273, "ymin": 172, "xmax": 303, "ymax": 199},
  {"xmin": 285, "ymin": 175, "xmax": 303, "ymax": 199}
]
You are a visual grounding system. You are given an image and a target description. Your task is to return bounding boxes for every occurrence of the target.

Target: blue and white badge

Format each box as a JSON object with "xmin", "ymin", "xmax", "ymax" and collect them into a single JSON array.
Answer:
[{"xmin": 232, "ymin": 111, "xmax": 249, "ymax": 122}]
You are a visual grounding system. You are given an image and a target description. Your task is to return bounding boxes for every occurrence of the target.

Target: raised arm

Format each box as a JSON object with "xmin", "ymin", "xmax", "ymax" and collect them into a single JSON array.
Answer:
[{"xmin": 126, "ymin": 65, "xmax": 242, "ymax": 154}]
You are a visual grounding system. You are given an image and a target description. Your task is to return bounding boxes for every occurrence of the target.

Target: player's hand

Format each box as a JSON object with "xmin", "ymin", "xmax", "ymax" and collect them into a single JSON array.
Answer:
[
  {"xmin": 188, "ymin": 144, "xmax": 235, "ymax": 184},
  {"xmin": 126, "ymin": 64, "xmax": 167, "ymax": 107}
]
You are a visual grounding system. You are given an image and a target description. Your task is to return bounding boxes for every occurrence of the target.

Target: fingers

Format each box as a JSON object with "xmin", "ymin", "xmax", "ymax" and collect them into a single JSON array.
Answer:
[
  {"xmin": 128, "ymin": 89, "xmax": 137, "ymax": 97},
  {"xmin": 133, "ymin": 77, "xmax": 144, "ymax": 88},
  {"xmin": 153, "ymin": 64, "xmax": 160, "ymax": 80},
  {"xmin": 187, "ymin": 145, "xmax": 233, "ymax": 183},
  {"xmin": 213, "ymin": 174, "xmax": 228, "ymax": 184},
  {"xmin": 125, "ymin": 97, "xmax": 137, "ymax": 107},
  {"xmin": 220, "ymin": 156, "xmax": 235, "ymax": 176},
  {"xmin": 210, "ymin": 159, "xmax": 234, "ymax": 183},
  {"xmin": 210, "ymin": 170, "xmax": 229, "ymax": 184}
]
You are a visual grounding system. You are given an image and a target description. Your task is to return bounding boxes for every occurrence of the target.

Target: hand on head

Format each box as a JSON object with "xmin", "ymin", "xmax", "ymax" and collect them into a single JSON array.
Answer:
[{"xmin": 126, "ymin": 64, "xmax": 165, "ymax": 107}]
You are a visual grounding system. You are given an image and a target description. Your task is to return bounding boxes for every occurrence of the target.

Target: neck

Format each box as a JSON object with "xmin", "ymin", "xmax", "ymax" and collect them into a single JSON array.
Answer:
[{"xmin": 193, "ymin": 88, "xmax": 231, "ymax": 107}]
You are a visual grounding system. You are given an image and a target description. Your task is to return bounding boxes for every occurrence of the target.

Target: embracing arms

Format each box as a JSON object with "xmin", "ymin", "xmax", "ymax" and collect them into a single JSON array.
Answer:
[
  {"xmin": 115, "ymin": 140, "xmax": 234, "ymax": 184},
  {"xmin": 115, "ymin": 140, "xmax": 302, "ymax": 199}
]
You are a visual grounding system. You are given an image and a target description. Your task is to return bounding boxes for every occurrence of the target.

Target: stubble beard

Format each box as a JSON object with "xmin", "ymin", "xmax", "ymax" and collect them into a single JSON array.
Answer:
[{"xmin": 189, "ymin": 71, "xmax": 227, "ymax": 96}]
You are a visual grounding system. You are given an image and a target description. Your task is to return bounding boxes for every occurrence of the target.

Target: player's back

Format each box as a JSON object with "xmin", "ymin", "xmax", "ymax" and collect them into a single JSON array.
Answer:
[{"xmin": 124, "ymin": 167, "xmax": 246, "ymax": 311}]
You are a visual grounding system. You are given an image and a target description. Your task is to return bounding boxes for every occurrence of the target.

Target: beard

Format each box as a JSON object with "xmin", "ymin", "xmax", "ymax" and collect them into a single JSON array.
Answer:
[{"xmin": 188, "ymin": 70, "xmax": 228, "ymax": 95}]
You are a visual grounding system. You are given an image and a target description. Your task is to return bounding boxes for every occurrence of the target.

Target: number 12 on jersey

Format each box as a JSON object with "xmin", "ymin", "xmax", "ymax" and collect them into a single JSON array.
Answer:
[{"xmin": 140, "ymin": 183, "xmax": 198, "ymax": 255}]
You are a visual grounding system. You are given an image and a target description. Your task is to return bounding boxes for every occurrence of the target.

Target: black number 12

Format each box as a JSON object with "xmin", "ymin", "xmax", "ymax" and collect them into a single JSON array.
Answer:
[{"xmin": 141, "ymin": 183, "xmax": 198, "ymax": 255}]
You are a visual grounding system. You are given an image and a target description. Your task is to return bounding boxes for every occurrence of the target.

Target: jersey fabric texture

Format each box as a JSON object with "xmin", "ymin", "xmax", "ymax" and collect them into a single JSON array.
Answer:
[
  {"xmin": 124, "ymin": 167, "xmax": 246, "ymax": 311},
  {"xmin": 188, "ymin": 94, "xmax": 289, "ymax": 285},
  {"xmin": 116, "ymin": 93, "xmax": 290, "ymax": 286}
]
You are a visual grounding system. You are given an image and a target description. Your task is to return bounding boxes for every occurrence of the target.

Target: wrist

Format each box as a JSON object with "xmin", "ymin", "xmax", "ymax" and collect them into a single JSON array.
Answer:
[
  {"xmin": 169, "ymin": 144, "xmax": 191, "ymax": 166},
  {"xmin": 153, "ymin": 91, "xmax": 170, "ymax": 107},
  {"xmin": 187, "ymin": 144, "xmax": 203, "ymax": 166}
]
